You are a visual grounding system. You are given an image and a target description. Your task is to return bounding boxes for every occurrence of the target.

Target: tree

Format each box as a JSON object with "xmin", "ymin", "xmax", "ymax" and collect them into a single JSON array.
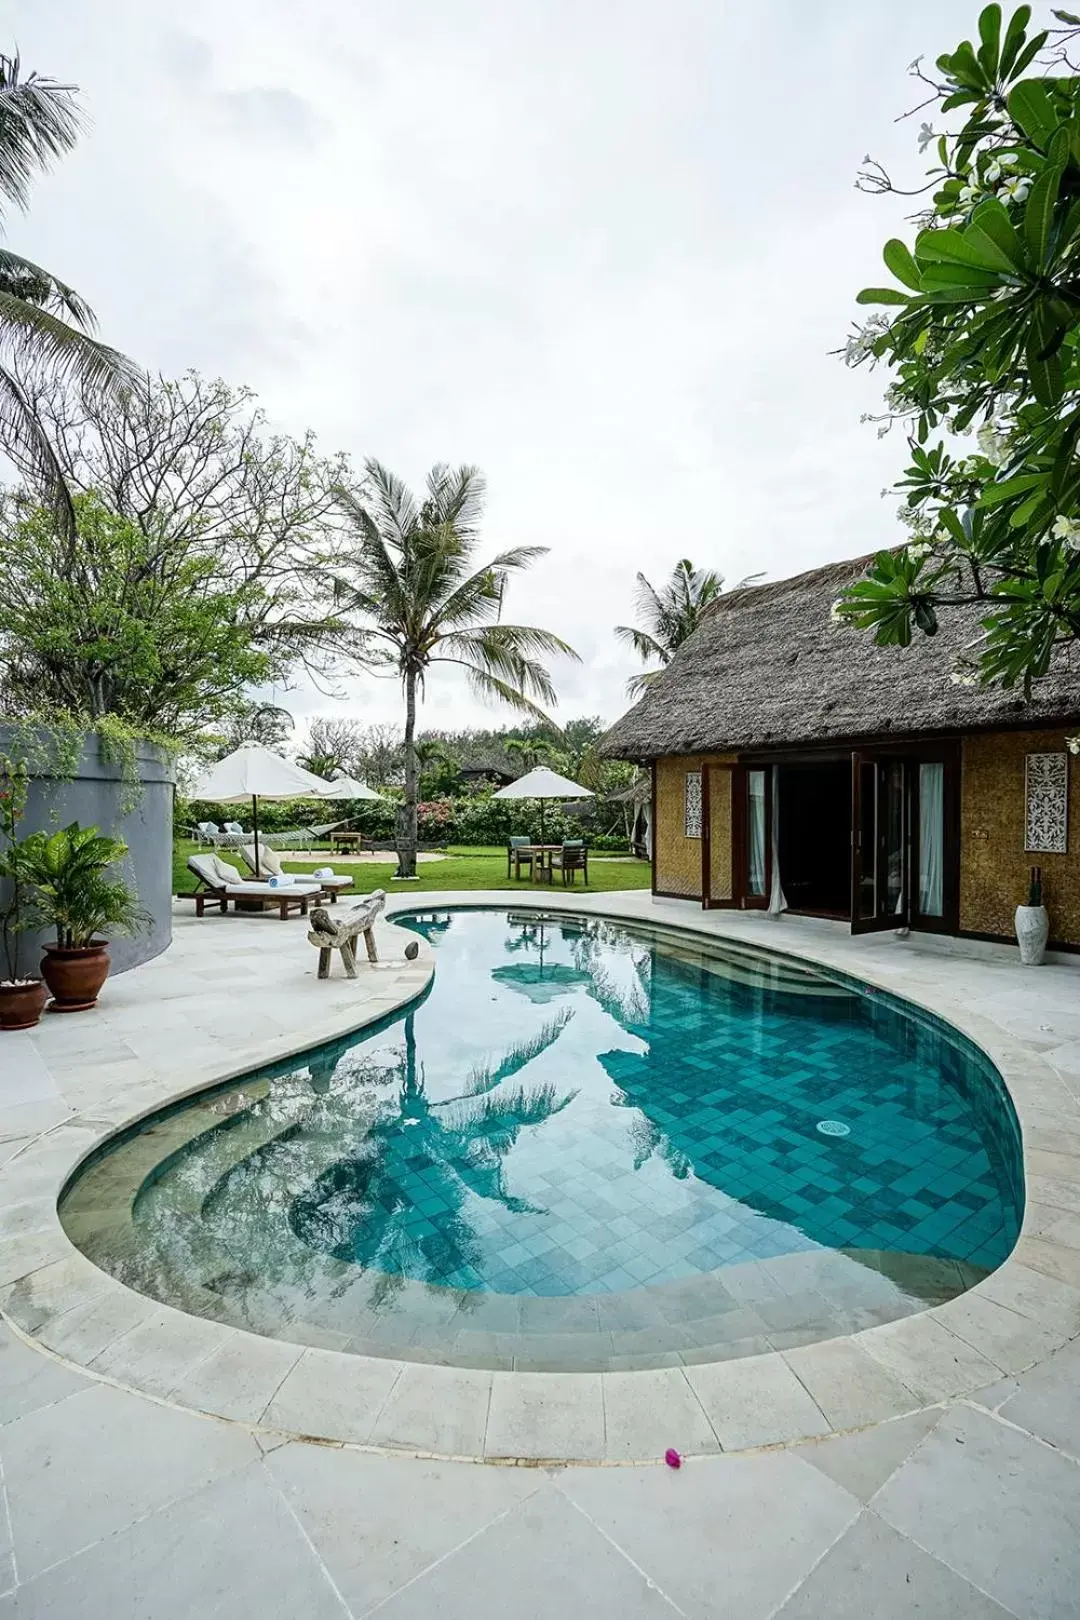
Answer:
[
  {"xmin": 505, "ymin": 735, "xmax": 555, "ymax": 773},
  {"xmin": 333, "ymin": 460, "xmax": 578, "ymax": 877},
  {"xmin": 836, "ymin": 4, "xmax": 1080, "ymax": 689},
  {"xmin": 414, "ymin": 737, "xmax": 461, "ymax": 797},
  {"xmin": 0, "ymin": 371, "xmax": 351, "ymax": 736},
  {"xmin": 0, "ymin": 54, "xmax": 134, "ymax": 533},
  {"xmin": 296, "ymin": 716, "xmax": 368, "ymax": 780},
  {"xmin": 213, "ymin": 703, "xmax": 294, "ymax": 759},
  {"xmin": 0, "ymin": 494, "xmax": 279, "ymax": 733},
  {"xmin": 615, "ymin": 560, "xmax": 731, "ymax": 696}
]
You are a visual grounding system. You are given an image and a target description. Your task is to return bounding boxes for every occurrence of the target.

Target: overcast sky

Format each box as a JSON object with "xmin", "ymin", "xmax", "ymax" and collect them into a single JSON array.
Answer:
[{"xmin": 11, "ymin": 0, "xmax": 984, "ymax": 739}]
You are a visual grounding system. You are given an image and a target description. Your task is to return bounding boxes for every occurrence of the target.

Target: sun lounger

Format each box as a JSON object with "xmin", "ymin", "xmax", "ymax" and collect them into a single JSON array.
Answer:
[
  {"xmin": 238, "ymin": 842, "xmax": 354, "ymax": 902},
  {"xmin": 181, "ymin": 854, "xmax": 324, "ymax": 919}
]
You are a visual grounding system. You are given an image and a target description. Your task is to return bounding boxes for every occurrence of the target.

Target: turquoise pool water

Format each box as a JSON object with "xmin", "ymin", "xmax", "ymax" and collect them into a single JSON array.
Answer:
[{"xmin": 61, "ymin": 909, "xmax": 1024, "ymax": 1370}]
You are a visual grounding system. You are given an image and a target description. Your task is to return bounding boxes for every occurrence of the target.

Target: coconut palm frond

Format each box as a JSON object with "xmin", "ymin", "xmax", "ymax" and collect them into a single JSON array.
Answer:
[
  {"xmin": 0, "ymin": 53, "xmax": 83, "ymax": 218},
  {"xmin": 0, "ymin": 247, "xmax": 96, "ymax": 325}
]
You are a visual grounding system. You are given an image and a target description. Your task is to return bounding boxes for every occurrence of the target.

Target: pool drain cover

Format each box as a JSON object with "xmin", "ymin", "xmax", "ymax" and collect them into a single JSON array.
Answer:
[{"xmin": 816, "ymin": 1119, "xmax": 850, "ymax": 1137}]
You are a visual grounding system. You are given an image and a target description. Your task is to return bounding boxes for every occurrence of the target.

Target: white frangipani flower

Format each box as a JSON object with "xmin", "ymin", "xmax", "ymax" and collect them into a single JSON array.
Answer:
[
  {"xmin": 977, "ymin": 423, "xmax": 1010, "ymax": 467},
  {"xmin": 958, "ymin": 183, "xmax": 980, "ymax": 204},
  {"xmin": 1052, "ymin": 515, "xmax": 1080, "ymax": 551},
  {"xmin": 1067, "ymin": 735, "xmax": 1080, "ymax": 756},
  {"xmin": 829, "ymin": 599, "xmax": 846, "ymax": 626},
  {"xmin": 998, "ymin": 174, "xmax": 1032, "ymax": 204}
]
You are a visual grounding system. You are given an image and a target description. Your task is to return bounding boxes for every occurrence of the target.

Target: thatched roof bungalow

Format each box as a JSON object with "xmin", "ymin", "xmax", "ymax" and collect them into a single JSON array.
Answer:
[{"xmin": 602, "ymin": 556, "xmax": 1080, "ymax": 950}]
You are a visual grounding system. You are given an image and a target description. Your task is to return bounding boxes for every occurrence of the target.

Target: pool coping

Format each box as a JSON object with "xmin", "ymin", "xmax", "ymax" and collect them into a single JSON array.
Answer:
[{"xmin": 2, "ymin": 889, "xmax": 1079, "ymax": 1465}]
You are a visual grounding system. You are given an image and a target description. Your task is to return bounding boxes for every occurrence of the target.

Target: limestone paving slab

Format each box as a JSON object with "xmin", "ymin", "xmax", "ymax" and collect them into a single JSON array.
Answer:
[{"xmin": 0, "ymin": 893, "xmax": 1077, "ymax": 1465}]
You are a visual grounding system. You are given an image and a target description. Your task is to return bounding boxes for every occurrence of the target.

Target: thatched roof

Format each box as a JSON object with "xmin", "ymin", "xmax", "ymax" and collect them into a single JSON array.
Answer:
[{"xmin": 601, "ymin": 555, "xmax": 1080, "ymax": 760}]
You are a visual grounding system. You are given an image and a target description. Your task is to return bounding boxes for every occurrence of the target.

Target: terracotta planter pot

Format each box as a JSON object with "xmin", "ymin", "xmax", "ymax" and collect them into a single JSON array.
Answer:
[
  {"xmin": 0, "ymin": 980, "xmax": 48, "ymax": 1031},
  {"xmin": 40, "ymin": 943, "xmax": 111, "ymax": 1012}
]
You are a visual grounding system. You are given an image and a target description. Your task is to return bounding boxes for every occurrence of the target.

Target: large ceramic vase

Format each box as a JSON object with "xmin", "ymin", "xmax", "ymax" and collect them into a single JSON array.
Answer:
[
  {"xmin": 40, "ymin": 943, "xmax": 111, "ymax": 1012},
  {"xmin": 0, "ymin": 980, "xmax": 48, "ymax": 1031},
  {"xmin": 1015, "ymin": 904, "xmax": 1050, "ymax": 967}
]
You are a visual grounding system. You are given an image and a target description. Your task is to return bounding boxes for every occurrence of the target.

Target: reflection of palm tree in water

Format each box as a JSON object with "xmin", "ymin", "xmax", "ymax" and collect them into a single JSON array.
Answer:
[{"xmin": 290, "ymin": 1010, "xmax": 577, "ymax": 1289}]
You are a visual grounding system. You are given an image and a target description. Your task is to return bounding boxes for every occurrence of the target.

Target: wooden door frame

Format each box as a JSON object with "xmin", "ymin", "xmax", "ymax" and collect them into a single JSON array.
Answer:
[{"xmin": 850, "ymin": 743, "xmax": 960, "ymax": 935}]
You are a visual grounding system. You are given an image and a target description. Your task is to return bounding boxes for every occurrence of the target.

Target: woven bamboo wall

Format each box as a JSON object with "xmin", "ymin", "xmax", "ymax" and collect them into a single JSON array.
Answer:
[
  {"xmin": 961, "ymin": 728, "xmax": 1080, "ymax": 944},
  {"xmin": 709, "ymin": 766, "xmax": 733, "ymax": 901},
  {"xmin": 654, "ymin": 754, "xmax": 736, "ymax": 897}
]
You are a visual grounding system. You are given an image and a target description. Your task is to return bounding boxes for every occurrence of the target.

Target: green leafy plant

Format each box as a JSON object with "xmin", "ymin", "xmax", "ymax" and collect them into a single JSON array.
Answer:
[
  {"xmin": 16, "ymin": 822, "xmax": 148, "ymax": 950},
  {"xmin": 837, "ymin": 4, "xmax": 1080, "ymax": 688},
  {"xmin": 0, "ymin": 753, "xmax": 32, "ymax": 981}
]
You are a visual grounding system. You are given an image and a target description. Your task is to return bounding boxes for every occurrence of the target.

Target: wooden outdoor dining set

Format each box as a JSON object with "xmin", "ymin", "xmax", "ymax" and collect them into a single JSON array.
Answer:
[{"xmin": 506, "ymin": 838, "xmax": 589, "ymax": 885}]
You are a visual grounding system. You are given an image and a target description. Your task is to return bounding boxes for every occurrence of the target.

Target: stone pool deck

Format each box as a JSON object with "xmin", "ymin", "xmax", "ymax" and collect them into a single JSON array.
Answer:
[{"xmin": 0, "ymin": 890, "xmax": 1078, "ymax": 1614}]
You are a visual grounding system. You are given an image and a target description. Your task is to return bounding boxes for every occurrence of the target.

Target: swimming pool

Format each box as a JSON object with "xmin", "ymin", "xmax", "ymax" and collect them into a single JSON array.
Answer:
[{"xmin": 60, "ymin": 908, "xmax": 1024, "ymax": 1371}]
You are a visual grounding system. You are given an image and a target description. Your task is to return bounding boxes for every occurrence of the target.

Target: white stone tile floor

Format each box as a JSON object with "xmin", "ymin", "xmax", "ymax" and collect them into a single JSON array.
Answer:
[{"xmin": 0, "ymin": 894, "xmax": 1076, "ymax": 1611}]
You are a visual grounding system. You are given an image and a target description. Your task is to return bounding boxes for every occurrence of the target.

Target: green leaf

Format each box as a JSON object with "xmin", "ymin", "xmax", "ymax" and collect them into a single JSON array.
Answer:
[
  {"xmin": 966, "ymin": 198, "xmax": 1027, "ymax": 269},
  {"xmin": 883, "ymin": 238, "xmax": 922, "ymax": 290},
  {"xmin": 941, "ymin": 89, "xmax": 981, "ymax": 111},
  {"xmin": 950, "ymin": 39, "xmax": 988, "ymax": 89},
  {"xmin": 977, "ymin": 472, "xmax": 1044, "ymax": 506},
  {"xmin": 1008, "ymin": 79, "xmax": 1060, "ymax": 146},
  {"xmin": 1009, "ymin": 31, "xmax": 1050, "ymax": 80},
  {"xmin": 977, "ymin": 4, "xmax": 1002, "ymax": 76},
  {"xmin": 856, "ymin": 287, "xmax": 911, "ymax": 306},
  {"xmin": 1053, "ymin": 9, "xmax": 1080, "ymax": 22},
  {"xmin": 918, "ymin": 261, "xmax": 1005, "ymax": 289},
  {"xmin": 1024, "ymin": 162, "xmax": 1064, "ymax": 263},
  {"xmin": 1027, "ymin": 314, "xmax": 1064, "ymax": 404},
  {"xmin": 1000, "ymin": 6, "xmax": 1033, "ymax": 77},
  {"xmin": 915, "ymin": 223, "xmax": 1012, "ymax": 272}
]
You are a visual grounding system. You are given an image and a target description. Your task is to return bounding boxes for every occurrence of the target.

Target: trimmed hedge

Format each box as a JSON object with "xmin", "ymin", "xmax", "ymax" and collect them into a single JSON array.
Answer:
[{"xmin": 182, "ymin": 790, "xmax": 628, "ymax": 851}]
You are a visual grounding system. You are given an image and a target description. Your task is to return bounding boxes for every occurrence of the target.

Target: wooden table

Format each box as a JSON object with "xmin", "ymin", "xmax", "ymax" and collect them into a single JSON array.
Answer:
[
  {"xmin": 511, "ymin": 844, "xmax": 563, "ymax": 882},
  {"xmin": 329, "ymin": 830, "xmax": 365, "ymax": 853}
]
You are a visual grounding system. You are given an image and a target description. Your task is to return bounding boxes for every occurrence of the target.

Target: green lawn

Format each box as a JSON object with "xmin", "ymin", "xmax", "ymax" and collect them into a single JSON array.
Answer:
[{"xmin": 173, "ymin": 840, "xmax": 652, "ymax": 898}]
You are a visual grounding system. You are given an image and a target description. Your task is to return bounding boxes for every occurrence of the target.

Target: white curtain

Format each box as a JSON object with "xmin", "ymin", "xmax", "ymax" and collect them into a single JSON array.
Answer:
[
  {"xmin": 643, "ymin": 797, "xmax": 653, "ymax": 861},
  {"xmin": 919, "ymin": 762, "xmax": 944, "ymax": 916},
  {"xmin": 748, "ymin": 770, "xmax": 766, "ymax": 897},
  {"xmin": 767, "ymin": 768, "xmax": 787, "ymax": 917}
]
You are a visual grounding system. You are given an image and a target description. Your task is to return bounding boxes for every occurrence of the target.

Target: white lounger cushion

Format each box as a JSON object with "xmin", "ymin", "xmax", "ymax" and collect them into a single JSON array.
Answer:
[{"xmin": 240, "ymin": 842, "xmax": 284, "ymax": 877}]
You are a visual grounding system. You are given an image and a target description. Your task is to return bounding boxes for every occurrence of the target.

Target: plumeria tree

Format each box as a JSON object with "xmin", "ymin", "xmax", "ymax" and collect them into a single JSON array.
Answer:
[{"xmin": 837, "ymin": 4, "xmax": 1080, "ymax": 690}]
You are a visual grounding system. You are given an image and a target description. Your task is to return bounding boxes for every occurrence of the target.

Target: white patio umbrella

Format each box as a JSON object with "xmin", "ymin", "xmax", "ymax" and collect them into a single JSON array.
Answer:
[
  {"xmin": 309, "ymin": 774, "xmax": 384, "ymax": 802},
  {"xmin": 190, "ymin": 743, "xmax": 331, "ymax": 877},
  {"xmin": 492, "ymin": 765, "xmax": 595, "ymax": 843}
]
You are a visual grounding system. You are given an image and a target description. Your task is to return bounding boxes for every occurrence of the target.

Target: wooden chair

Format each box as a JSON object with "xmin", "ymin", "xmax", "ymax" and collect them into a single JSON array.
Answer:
[
  {"xmin": 307, "ymin": 890, "xmax": 387, "ymax": 979},
  {"xmin": 551, "ymin": 839, "xmax": 588, "ymax": 885},
  {"xmin": 507, "ymin": 836, "xmax": 536, "ymax": 880}
]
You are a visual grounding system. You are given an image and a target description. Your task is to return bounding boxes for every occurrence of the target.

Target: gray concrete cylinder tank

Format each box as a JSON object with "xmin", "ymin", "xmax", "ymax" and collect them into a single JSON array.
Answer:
[{"xmin": 0, "ymin": 727, "xmax": 174, "ymax": 976}]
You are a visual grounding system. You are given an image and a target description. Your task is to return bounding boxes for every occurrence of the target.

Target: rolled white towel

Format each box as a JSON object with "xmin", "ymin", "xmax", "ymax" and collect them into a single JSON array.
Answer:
[
  {"xmin": 267, "ymin": 873, "xmax": 296, "ymax": 888},
  {"xmin": 312, "ymin": 866, "xmax": 335, "ymax": 879}
]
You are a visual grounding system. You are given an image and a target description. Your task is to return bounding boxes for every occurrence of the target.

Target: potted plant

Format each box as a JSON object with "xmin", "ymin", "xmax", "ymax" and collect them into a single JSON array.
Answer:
[
  {"xmin": 1015, "ymin": 865, "xmax": 1050, "ymax": 967},
  {"xmin": 0, "ymin": 755, "xmax": 47, "ymax": 1031},
  {"xmin": 17, "ymin": 823, "xmax": 148, "ymax": 1012}
]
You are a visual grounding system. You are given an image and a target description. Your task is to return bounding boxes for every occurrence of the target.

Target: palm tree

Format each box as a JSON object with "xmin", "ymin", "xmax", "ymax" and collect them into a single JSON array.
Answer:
[
  {"xmin": 0, "ymin": 53, "xmax": 135, "ymax": 532},
  {"xmin": 615, "ymin": 559, "xmax": 737, "ymax": 697},
  {"xmin": 333, "ymin": 460, "xmax": 578, "ymax": 878},
  {"xmin": 505, "ymin": 734, "xmax": 555, "ymax": 774}
]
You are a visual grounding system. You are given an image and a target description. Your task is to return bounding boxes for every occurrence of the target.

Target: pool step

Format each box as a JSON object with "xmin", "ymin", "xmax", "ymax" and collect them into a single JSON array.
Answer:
[{"xmin": 654, "ymin": 939, "xmax": 856, "ymax": 1000}]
